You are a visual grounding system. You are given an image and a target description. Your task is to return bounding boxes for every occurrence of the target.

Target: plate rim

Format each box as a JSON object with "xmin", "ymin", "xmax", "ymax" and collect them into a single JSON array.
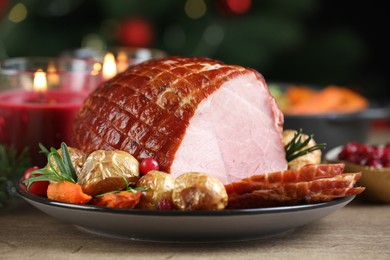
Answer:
[{"xmin": 17, "ymin": 180, "xmax": 356, "ymax": 217}]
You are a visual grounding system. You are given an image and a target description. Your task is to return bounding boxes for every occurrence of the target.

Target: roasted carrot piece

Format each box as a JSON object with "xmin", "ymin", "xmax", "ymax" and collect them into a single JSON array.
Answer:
[
  {"xmin": 47, "ymin": 182, "xmax": 92, "ymax": 205},
  {"xmin": 91, "ymin": 191, "xmax": 142, "ymax": 209}
]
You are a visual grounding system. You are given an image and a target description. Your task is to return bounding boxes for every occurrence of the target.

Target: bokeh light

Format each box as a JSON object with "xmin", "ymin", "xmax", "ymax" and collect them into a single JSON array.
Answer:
[
  {"xmin": 226, "ymin": 0, "xmax": 251, "ymax": 14},
  {"xmin": 8, "ymin": 3, "xmax": 27, "ymax": 23},
  {"xmin": 184, "ymin": 0, "xmax": 207, "ymax": 19}
]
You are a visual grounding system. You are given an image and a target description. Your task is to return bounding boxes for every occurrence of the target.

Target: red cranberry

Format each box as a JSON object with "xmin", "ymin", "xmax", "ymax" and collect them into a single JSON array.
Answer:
[
  {"xmin": 140, "ymin": 158, "xmax": 159, "ymax": 175},
  {"xmin": 367, "ymin": 159, "xmax": 382, "ymax": 168},
  {"xmin": 156, "ymin": 199, "xmax": 174, "ymax": 210},
  {"xmin": 337, "ymin": 142, "xmax": 390, "ymax": 169}
]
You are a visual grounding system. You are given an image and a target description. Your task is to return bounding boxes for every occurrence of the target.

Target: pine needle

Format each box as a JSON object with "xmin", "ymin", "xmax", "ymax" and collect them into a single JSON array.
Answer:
[{"xmin": 0, "ymin": 145, "xmax": 30, "ymax": 206}]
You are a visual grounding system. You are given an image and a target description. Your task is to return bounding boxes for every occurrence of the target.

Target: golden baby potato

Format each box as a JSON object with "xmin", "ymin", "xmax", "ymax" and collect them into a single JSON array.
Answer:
[
  {"xmin": 46, "ymin": 146, "xmax": 87, "ymax": 177},
  {"xmin": 78, "ymin": 150, "xmax": 140, "ymax": 196},
  {"xmin": 136, "ymin": 170, "xmax": 175, "ymax": 210},
  {"xmin": 283, "ymin": 129, "xmax": 322, "ymax": 169},
  {"xmin": 172, "ymin": 172, "xmax": 228, "ymax": 211}
]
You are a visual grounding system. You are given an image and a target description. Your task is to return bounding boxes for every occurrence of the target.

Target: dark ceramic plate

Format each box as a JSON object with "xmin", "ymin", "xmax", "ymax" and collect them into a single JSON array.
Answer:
[{"xmin": 17, "ymin": 181, "xmax": 355, "ymax": 243}]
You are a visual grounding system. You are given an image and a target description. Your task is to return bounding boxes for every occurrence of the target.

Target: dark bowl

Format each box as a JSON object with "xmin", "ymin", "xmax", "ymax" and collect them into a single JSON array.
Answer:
[
  {"xmin": 284, "ymin": 106, "xmax": 390, "ymax": 150},
  {"xmin": 270, "ymin": 83, "xmax": 390, "ymax": 150}
]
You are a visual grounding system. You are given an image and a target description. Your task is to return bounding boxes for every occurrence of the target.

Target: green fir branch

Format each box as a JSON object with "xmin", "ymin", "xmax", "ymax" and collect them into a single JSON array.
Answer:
[{"xmin": 0, "ymin": 145, "xmax": 31, "ymax": 206}]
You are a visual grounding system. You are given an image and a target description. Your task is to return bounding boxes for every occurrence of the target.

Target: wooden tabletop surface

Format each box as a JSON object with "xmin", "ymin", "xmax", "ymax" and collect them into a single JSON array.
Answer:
[
  {"xmin": 1, "ymin": 128, "xmax": 389, "ymax": 259},
  {"xmin": 1, "ymin": 198, "xmax": 390, "ymax": 260}
]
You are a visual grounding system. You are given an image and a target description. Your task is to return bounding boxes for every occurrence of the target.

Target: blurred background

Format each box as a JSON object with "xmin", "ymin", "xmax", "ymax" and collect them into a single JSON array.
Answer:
[
  {"xmin": 0, "ymin": 0, "xmax": 389, "ymax": 206},
  {"xmin": 0, "ymin": 0, "xmax": 388, "ymax": 100}
]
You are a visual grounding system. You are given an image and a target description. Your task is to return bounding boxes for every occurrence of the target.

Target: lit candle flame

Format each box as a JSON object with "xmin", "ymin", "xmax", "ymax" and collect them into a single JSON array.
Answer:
[
  {"xmin": 116, "ymin": 51, "xmax": 128, "ymax": 73},
  {"xmin": 47, "ymin": 62, "xmax": 59, "ymax": 87},
  {"xmin": 102, "ymin": 52, "xmax": 117, "ymax": 80},
  {"xmin": 33, "ymin": 69, "xmax": 47, "ymax": 92},
  {"xmin": 91, "ymin": 62, "xmax": 102, "ymax": 76}
]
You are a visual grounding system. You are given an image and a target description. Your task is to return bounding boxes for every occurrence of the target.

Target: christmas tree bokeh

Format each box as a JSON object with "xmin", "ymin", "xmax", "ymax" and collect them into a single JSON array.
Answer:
[{"xmin": 0, "ymin": 0, "xmax": 388, "ymax": 99}]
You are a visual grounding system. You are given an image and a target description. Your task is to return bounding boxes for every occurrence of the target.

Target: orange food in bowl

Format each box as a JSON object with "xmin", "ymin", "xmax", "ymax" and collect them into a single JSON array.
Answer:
[{"xmin": 283, "ymin": 85, "xmax": 369, "ymax": 115}]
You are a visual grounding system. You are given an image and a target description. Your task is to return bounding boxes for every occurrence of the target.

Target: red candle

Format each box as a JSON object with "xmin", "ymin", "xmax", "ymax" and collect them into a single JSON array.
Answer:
[{"xmin": 0, "ymin": 90, "xmax": 87, "ymax": 167}]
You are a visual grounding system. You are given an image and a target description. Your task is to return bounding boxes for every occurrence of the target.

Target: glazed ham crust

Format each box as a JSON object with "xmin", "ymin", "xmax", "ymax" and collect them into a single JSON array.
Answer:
[{"xmin": 71, "ymin": 56, "xmax": 287, "ymax": 183}]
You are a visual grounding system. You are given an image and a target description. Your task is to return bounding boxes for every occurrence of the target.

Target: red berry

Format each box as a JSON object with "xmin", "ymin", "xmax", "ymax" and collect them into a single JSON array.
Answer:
[
  {"xmin": 156, "ymin": 199, "xmax": 174, "ymax": 210},
  {"xmin": 140, "ymin": 158, "xmax": 159, "ymax": 175},
  {"xmin": 23, "ymin": 166, "xmax": 49, "ymax": 196},
  {"xmin": 338, "ymin": 142, "xmax": 390, "ymax": 168},
  {"xmin": 367, "ymin": 159, "xmax": 382, "ymax": 168},
  {"xmin": 22, "ymin": 166, "xmax": 39, "ymax": 181},
  {"xmin": 383, "ymin": 146, "xmax": 390, "ymax": 159}
]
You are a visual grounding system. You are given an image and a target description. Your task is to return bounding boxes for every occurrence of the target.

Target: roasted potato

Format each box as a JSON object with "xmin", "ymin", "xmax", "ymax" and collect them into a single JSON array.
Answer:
[
  {"xmin": 172, "ymin": 172, "xmax": 228, "ymax": 210},
  {"xmin": 77, "ymin": 150, "xmax": 140, "ymax": 196},
  {"xmin": 283, "ymin": 129, "xmax": 322, "ymax": 169},
  {"xmin": 136, "ymin": 170, "xmax": 175, "ymax": 210},
  {"xmin": 46, "ymin": 146, "xmax": 87, "ymax": 177}
]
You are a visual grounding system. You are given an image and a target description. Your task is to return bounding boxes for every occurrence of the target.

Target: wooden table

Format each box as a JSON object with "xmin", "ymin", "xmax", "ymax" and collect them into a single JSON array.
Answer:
[
  {"xmin": 1, "ymin": 199, "xmax": 390, "ymax": 259},
  {"xmin": 1, "ymin": 129, "xmax": 390, "ymax": 259}
]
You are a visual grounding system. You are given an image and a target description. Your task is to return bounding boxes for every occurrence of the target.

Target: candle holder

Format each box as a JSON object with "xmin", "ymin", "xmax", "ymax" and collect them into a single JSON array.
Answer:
[
  {"xmin": 0, "ymin": 57, "xmax": 100, "ymax": 167},
  {"xmin": 0, "ymin": 57, "xmax": 101, "ymax": 92},
  {"xmin": 61, "ymin": 47, "xmax": 166, "ymax": 80}
]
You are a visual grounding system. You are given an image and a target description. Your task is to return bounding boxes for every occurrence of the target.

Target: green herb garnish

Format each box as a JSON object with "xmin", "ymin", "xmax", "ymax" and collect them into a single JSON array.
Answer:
[
  {"xmin": 285, "ymin": 129, "xmax": 326, "ymax": 162},
  {"xmin": 95, "ymin": 176, "xmax": 148, "ymax": 198},
  {"xmin": 23, "ymin": 142, "xmax": 77, "ymax": 189}
]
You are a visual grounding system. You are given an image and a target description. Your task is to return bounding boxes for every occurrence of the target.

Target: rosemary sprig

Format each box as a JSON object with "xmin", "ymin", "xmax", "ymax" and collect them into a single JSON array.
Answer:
[
  {"xmin": 23, "ymin": 142, "xmax": 78, "ymax": 189},
  {"xmin": 38, "ymin": 143, "xmax": 50, "ymax": 156},
  {"xmin": 61, "ymin": 142, "xmax": 78, "ymax": 181},
  {"xmin": 95, "ymin": 176, "xmax": 149, "ymax": 198},
  {"xmin": 285, "ymin": 129, "xmax": 326, "ymax": 162}
]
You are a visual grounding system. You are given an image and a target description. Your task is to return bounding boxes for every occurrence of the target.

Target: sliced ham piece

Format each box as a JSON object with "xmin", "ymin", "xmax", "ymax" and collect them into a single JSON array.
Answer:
[
  {"xmin": 224, "ymin": 163, "xmax": 346, "ymax": 196},
  {"xmin": 71, "ymin": 56, "xmax": 288, "ymax": 184},
  {"xmin": 225, "ymin": 163, "xmax": 365, "ymax": 208}
]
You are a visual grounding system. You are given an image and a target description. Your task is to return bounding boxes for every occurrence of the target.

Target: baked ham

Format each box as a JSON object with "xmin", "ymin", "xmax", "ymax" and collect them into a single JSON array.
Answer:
[{"xmin": 71, "ymin": 56, "xmax": 288, "ymax": 184}]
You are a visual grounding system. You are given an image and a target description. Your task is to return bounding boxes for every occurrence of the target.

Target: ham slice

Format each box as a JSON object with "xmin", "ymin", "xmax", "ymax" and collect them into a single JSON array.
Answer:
[
  {"xmin": 71, "ymin": 56, "xmax": 288, "ymax": 184},
  {"xmin": 224, "ymin": 163, "xmax": 346, "ymax": 196},
  {"xmin": 225, "ymin": 163, "xmax": 365, "ymax": 208}
]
